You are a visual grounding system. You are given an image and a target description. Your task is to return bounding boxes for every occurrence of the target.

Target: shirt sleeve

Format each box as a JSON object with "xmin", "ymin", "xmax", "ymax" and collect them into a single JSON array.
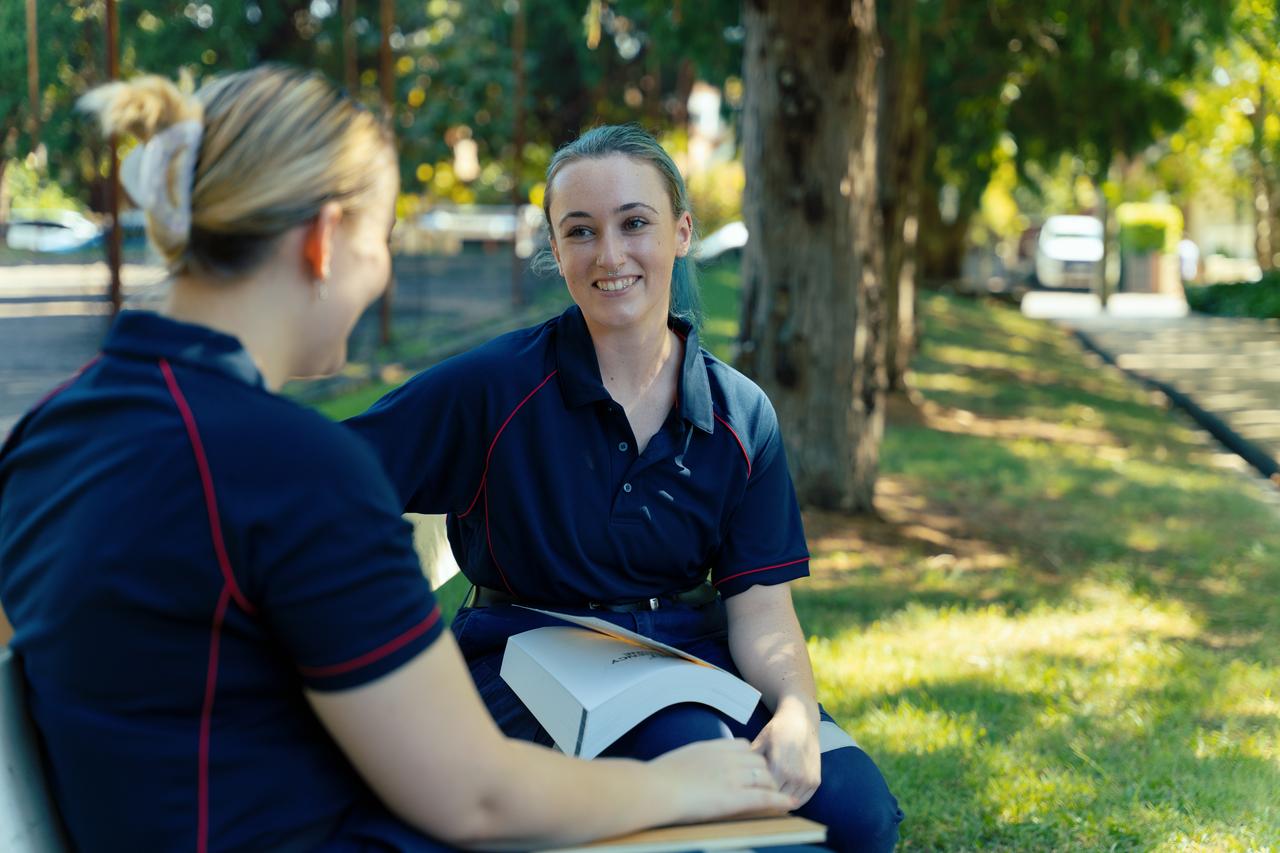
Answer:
[
  {"xmin": 252, "ymin": 426, "xmax": 445, "ymax": 692},
  {"xmin": 709, "ymin": 399, "xmax": 810, "ymax": 598},
  {"xmin": 344, "ymin": 353, "xmax": 489, "ymax": 516}
]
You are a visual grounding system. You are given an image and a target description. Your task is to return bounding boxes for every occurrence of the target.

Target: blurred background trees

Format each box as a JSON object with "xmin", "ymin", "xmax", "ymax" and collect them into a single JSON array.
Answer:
[{"xmin": 4, "ymin": 0, "xmax": 1277, "ymax": 510}]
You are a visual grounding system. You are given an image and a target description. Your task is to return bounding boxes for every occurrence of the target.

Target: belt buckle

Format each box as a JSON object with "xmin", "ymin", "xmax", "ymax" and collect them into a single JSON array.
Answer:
[{"xmin": 646, "ymin": 596, "xmax": 660, "ymax": 610}]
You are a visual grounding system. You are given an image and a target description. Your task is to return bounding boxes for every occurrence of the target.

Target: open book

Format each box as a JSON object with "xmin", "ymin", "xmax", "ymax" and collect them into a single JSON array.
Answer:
[{"xmin": 499, "ymin": 607, "xmax": 762, "ymax": 759}]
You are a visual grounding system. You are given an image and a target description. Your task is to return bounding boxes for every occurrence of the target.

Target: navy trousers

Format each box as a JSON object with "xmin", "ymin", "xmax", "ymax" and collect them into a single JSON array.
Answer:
[{"xmin": 452, "ymin": 601, "xmax": 904, "ymax": 853}]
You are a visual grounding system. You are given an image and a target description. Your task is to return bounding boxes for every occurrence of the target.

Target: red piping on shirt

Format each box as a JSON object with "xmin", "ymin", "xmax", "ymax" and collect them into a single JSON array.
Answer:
[
  {"xmin": 197, "ymin": 585, "xmax": 231, "ymax": 853},
  {"xmin": 458, "ymin": 370, "xmax": 558, "ymax": 519},
  {"xmin": 158, "ymin": 359, "xmax": 255, "ymax": 615},
  {"xmin": 712, "ymin": 411, "xmax": 751, "ymax": 479},
  {"xmin": 32, "ymin": 355, "xmax": 101, "ymax": 412},
  {"xmin": 298, "ymin": 606, "xmax": 443, "ymax": 679},
  {"xmin": 714, "ymin": 557, "xmax": 809, "ymax": 588},
  {"xmin": 1, "ymin": 356, "xmax": 101, "ymax": 450},
  {"xmin": 484, "ymin": 487, "xmax": 517, "ymax": 595}
]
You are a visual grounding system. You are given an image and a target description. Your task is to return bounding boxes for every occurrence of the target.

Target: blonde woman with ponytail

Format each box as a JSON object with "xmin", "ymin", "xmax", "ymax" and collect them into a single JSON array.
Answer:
[{"xmin": 0, "ymin": 66, "xmax": 791, "ymax": 852}]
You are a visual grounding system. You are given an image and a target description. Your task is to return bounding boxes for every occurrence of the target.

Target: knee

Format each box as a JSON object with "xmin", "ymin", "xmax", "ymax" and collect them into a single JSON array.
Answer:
[
  {"xmin": 801, "ymin": 748, "xmax": 903, "ymax": 853},
  {"xmin": 601, "ymin": 703, "xmax": 731, "ymax": 761}
]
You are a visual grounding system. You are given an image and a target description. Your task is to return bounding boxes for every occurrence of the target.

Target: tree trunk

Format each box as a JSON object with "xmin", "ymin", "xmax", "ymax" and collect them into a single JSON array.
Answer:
[
  {"xmin": 0, "ymin": 155, "xmax": 11, "ymax": 227},
  {"xmin": 1251, "ymin": 85, "xmax": 1276, "ymax": 272},
  {"xmin": 877, "ymin": 0, "xmax": 924, "ymax": 391},
  {"xmin": 739, "ymin": 0, "xmax": 884, "ymax": 513},
  {"xmin": 919, "ymin": 179, "xmax": 970, "ymax": 283}
]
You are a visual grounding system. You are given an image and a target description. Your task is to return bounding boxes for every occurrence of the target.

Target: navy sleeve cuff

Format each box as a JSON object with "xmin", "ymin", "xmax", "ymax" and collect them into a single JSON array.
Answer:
[
  {"xmin": 712, "ymin": 557, "xmax": 810, "ymax": 598},
  {"xmin": 298, "ymin": 605, "xmax": 445, "ymax": 692}
]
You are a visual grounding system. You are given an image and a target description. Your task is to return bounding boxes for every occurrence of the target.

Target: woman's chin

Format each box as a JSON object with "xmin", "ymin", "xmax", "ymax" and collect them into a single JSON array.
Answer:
[{"xmin": 293, "ymin": 349, "xmax": 347, "ymax": 382}]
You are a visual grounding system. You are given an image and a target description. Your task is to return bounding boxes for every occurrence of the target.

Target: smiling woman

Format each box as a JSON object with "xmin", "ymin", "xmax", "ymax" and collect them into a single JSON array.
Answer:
[{"xmin": 347, "ymin": 124, "xmax": 905, "ymax": 852}]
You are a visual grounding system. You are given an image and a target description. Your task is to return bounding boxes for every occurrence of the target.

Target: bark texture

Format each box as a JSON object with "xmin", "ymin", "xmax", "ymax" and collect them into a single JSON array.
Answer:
[
  {"xmin": 878, "ymin": 0, "xmax": 924, "ymax": 391},
  {"xmin": 739, "ymin": 0, "xmax": 885, "ymax": 512}
]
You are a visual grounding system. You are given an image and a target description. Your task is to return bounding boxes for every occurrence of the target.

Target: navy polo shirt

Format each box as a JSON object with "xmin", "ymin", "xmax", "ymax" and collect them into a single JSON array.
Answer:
[
  {"xmin": 347, "ymin": 304, "xmax": 809, "ymax": 604},
  {"xmin": 0, "ymin": 312, "xmax": 444, "ymax": 852}
]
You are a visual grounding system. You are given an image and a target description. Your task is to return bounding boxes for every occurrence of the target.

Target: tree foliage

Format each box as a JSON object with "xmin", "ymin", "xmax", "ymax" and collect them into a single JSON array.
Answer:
[
  {"xmin": 4, "ymin": 0, "xmax": 747, "ymax": 211},
  {"xmin": 916, "ymin": 0, "xmax": 1231, "ymax": 244}
]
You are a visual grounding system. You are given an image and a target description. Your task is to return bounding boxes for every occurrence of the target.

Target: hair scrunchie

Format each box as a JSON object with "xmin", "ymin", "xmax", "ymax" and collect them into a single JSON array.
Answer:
[{"xmin": 120, "ymin": 120, "xmax": 203, "ymax": 252}]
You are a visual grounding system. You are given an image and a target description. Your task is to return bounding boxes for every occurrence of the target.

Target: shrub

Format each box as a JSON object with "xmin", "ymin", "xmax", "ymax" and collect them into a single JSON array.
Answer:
[{"xmin": 1185, "ymin": 271, "xmax": 1280, "ymax": 318}]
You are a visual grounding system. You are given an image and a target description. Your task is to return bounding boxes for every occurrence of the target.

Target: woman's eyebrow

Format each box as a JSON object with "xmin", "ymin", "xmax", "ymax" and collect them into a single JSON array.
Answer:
[{"xmin": 558, "ymin": 201, "xmax": 661, "ymax": 228}]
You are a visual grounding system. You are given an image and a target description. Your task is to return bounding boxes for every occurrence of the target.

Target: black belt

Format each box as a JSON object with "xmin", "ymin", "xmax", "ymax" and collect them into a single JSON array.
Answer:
[{"xmin": 470, "ymin": 581, "xmax": 718, "ymax": 612}]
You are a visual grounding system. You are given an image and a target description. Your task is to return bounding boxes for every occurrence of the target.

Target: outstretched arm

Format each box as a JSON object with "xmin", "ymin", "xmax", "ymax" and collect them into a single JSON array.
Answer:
[
  {"xmin": 308, "ymin": 630, "xmax": 793, "ymax": 850},
  {"xmin": 725, "ymin": 582, "xmax": 822, "ymax": 808}
]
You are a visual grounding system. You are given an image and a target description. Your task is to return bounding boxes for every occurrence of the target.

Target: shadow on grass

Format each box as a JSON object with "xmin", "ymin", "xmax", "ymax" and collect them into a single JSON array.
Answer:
[{"xmin": 791, "ymin": 293, "xmax": 1280, "ymax": 847}]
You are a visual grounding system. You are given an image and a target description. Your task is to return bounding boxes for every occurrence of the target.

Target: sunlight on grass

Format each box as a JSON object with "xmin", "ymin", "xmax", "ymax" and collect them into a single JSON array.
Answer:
[
  {"xmin": 805, "ymin": 291, "xmax": 1280, "ymax": 850},
  {"xmin": 810, "ymin": 582, "xmax": 1200, "ymax": 700},
  {"xmin": 808, "ymin": 583, "xmax": 1279, "ymax": 850},
  {"xmin": 909, "ymin": 371, "xmax": 1002, "ymax": 397}
]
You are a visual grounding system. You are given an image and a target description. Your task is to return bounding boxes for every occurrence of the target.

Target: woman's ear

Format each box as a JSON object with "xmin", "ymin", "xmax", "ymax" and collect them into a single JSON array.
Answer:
[
  {"xmin": 302, "ymin": 202, "xmax": 344, "ymax": 282},
  {"xmin": 549, "ymin": 238, "xmax": 563, "ymax": 276},
  {"xmin": 675, "ymin": 210, "xmax": 693, "ymax": 257}
]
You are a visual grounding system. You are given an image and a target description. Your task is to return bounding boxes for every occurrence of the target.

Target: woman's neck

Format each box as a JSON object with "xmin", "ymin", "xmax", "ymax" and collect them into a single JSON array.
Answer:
[
  {"xmin": 163, "ymin": 274, "xmax": 294, "ymax": 390},
  {"xmin": 588, "ymin": 315, "xmax": 679, "ymax": 410}
]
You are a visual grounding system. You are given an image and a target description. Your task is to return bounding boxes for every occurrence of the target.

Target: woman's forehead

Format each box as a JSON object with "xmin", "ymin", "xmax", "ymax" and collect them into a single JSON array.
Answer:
[{"xmin": 549, "ymin": 155, "xmax": 668, "ymax": 216}]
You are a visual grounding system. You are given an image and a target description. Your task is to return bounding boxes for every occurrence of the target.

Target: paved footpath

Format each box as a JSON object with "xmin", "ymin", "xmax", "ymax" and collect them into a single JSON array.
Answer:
[{"xmin": 1034, "ymin": 294, "xmax": 1280, "ymax": 482}]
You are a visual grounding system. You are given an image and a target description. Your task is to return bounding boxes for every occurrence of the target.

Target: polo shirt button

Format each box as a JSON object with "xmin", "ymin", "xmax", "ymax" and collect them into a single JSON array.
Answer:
[
  {"xmin": 623, "ymin": 483, "xmax": 632, "ymax": 493},
  {"xmin": 618, "ymin": 441, "xmax": 628, "ymax": 452}
]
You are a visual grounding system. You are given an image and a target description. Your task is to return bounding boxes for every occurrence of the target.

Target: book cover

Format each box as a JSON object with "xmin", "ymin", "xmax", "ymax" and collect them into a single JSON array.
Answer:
[{"xmin": 499, "ymin": 610, "xmax": 762, "ymax": 759}]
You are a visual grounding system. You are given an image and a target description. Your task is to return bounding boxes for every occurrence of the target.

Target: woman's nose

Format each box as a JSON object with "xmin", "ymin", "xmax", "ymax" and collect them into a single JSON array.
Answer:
[{"xmin": 596, "ymin": 231, "xmax": 625, "ymax": 271}]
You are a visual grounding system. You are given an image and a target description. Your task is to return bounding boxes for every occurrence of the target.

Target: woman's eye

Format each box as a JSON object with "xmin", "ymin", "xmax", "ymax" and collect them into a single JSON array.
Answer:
[
  {"xmin": 623, "ymin": 217, "xmax": 648, "ymax": 231},
  {"xmin": 565, "ymin": 226, "xmax": 592, "ymax": 238}
]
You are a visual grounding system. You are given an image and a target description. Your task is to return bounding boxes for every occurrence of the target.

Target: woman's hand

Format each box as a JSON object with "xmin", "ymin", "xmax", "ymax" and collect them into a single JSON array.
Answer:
[
  {"xmin": 752, "ymin": 696, "xmax": 821, "ymax": 807},
  {"xmin": 649, "ymin": 738, "xmax": 797, "ymax": 823}
]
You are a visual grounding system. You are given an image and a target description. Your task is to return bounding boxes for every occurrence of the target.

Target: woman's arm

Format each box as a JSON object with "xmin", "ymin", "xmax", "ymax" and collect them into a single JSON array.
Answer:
[
  {"xmin": 725, "ymin": 582, "xmax": 822, "ymax": 807},
  {"xmin": 308, "ymin": 629, "xmax": 792, "ymax": 850}
]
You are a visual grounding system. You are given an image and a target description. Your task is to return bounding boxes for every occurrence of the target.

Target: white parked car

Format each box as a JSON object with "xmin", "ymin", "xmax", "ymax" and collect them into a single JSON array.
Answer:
[
  {"xmin": 5, "ymin": 209, "xmax": 102, "ymax": 253},
  {"xmin": 1034, "ymin": 215, "xmax": 1104, "ymax": 290}
]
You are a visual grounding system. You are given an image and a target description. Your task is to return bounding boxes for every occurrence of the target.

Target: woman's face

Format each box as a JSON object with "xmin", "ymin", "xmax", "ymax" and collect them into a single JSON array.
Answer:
[
  {"xmin": 300, "ymin": 149, "xmax": 398, "ymax": 378},
  {"xmin": 548, "ymin": 154, "xmax": 692, "ymax": 335}
]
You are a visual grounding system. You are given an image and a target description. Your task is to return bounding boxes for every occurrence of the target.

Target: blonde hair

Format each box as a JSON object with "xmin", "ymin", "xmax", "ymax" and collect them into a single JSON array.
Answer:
[{"xmin": 79, "ymin": 65, "xmax": 394, "ymax": 275}]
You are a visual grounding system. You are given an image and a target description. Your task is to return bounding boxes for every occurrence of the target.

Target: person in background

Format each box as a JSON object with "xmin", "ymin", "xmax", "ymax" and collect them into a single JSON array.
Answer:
[
  {"xmin": 347, "ymin": 124, "xmax": 904, "ymax": 852},
  {"xmin": 0, "ymin": 69, "xmax": 792, "ymax": 852}
]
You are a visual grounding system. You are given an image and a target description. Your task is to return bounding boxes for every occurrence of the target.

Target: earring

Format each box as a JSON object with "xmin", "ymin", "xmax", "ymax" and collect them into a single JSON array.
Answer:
[{"xmin": 316, "ymin": 279, "xmax": 330, "ymax": 302}]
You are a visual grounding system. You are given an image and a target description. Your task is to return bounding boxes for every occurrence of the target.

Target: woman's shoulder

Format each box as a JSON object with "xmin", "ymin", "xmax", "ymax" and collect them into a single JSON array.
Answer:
[
  {"xmin": 388, "ymin": 312, "xmax": 562, "ymax": 403},
  {"xmin": 233, "ymin": 393, "xmax": 393, "ymax": 489},
  {"xmin": 698, "ymin": 347, "xmax": 779, "ymax": 433}
]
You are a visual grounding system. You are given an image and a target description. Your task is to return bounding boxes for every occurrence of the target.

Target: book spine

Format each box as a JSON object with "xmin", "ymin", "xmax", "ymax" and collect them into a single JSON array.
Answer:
[{"xmin": 573, "ymin": 708, "xmax": 588, "ymax": 757}]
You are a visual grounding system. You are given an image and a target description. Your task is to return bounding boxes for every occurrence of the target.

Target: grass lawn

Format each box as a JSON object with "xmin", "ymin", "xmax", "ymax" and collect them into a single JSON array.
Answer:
[
  {"xmin": 316, "ymin": 267, "xmax": 1279, "ymax": 850},
  {"xmin": 802, "ymin": 292, "xmax": 1279, "ymax": 850}
]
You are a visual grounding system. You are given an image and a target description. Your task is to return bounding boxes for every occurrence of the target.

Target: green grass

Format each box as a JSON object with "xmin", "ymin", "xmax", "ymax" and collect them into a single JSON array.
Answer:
[
  {"xmin": 317, "ymin": 270, "xmax": 1280, "ymax": 851},
  {"xmin": 697, "ymin": 259, "xmax": 743, "ymax": 361},
  {"xmin": 801, "ymin": 292, "xmax": 1280, "ymax": 850},
  {"xmin": 313, "ymin": 380, "xmax": 401, "ymax": 420}
]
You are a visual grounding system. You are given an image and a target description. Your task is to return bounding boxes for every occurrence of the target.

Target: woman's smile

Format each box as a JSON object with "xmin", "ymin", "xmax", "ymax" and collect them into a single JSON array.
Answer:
[{"xmin": 594, "ymin": 275, "xmax": 640, "ymax": 293}]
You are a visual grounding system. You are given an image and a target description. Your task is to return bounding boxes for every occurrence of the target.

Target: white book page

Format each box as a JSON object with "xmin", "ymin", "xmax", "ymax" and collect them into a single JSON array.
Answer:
[{"xmin": 515, "ymin": 606, "xmax": 721, "ymax": 669}]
